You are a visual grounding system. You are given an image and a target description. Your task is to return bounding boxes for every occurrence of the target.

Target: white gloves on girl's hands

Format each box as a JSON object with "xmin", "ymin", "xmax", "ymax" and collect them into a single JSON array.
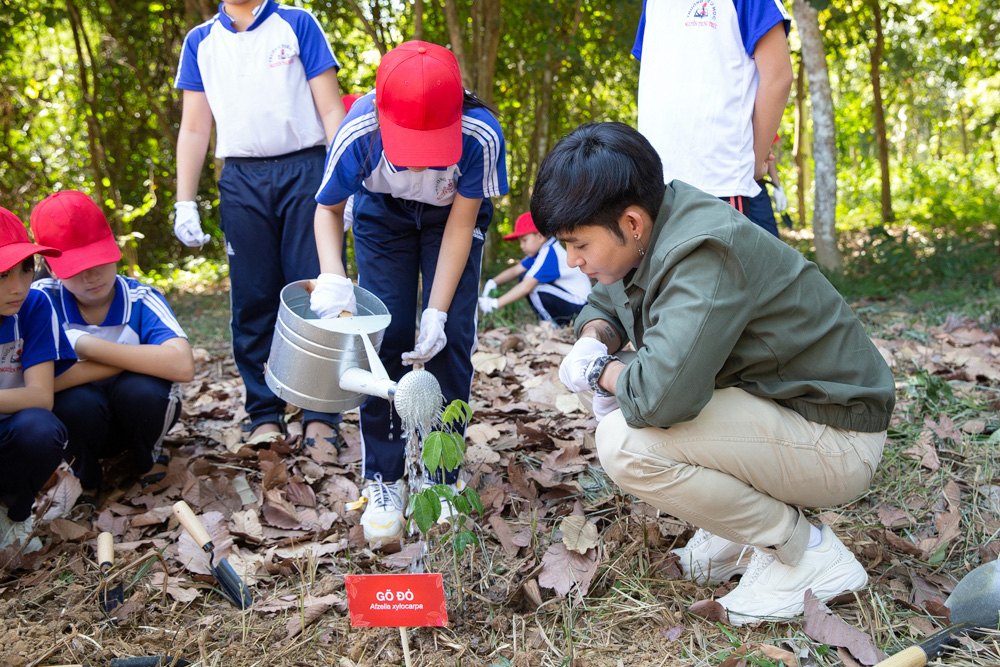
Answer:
[
  {"xmin": 592, "ymin": 394, "xmax": 619, "ymax": 423},
  {"xmin": 481, "ymin": 279, "xmax": 497, "ymax": 298},
  {"xmin": 402, "ymin": 308, "xmax": 448, "ymax": 365},
  {"xmin": 309, "ymin": 273, "xmax": 357, "ymax": 318},
  {"xmin": 478, "ymin": 296, "xmax": 499, "ymax": 314},
  {"xmin": 559, "ymin": 337, "xmax": 608, "ymax": 393},
  {"xmin": 773, "ymin": 186, "xmax": 789, "ymax": 213},
  {"xmin": 173, "ymin": 201, "xmax": 211, "ymax": 248}
]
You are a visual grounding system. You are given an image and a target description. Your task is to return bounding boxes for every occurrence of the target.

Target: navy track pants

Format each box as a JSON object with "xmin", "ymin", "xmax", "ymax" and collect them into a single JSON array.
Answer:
[
  {"xmin": 352, "ymin": 190, "xmax": 491, "ymax": 484},
  {"xmin": 0, "ymin": 408, "xmax": 66, "ymax": 521},
  {"xmin": 218, "ymin": 146, "xmax": 340, "ymax": 431},
  {"xmin": 54, "ymin": 372, "xmax": 180, "ymax": 489}
]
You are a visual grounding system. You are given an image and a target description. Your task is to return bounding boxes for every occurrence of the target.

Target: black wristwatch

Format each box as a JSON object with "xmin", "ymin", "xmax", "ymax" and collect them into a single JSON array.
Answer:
[{"xmin": 586, "ymin": 354, "xmax": 620, "ymax": 397}]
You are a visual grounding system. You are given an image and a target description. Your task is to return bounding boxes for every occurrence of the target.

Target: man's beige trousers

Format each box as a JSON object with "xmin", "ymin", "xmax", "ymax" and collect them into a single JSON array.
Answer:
[{"xmin": 596, "ymin": 388, "xmax": 886, "ymax": 565}]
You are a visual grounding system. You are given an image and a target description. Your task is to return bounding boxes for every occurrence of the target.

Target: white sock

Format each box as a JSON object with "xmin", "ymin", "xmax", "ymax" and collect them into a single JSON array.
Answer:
[{"xmin": 807, "ymin": 523, "xmax": 823, "ymax": 548}]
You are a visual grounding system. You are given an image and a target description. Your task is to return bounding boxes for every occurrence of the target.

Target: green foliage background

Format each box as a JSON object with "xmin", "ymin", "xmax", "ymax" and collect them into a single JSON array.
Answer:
[{"xmin": 1, "ymin": 0, "xmax": 998, "ymax": 292}]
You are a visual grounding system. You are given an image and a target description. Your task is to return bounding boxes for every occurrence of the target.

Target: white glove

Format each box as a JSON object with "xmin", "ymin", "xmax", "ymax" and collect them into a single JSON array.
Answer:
[
  {"xmin": 478, "ymin": 296, "xmax": 499, "ymax": 314},
  {"xmin": 558, "ymin": 337, "xmax": 608, "ymax": 393},
  {"xmin": 402, "ymin": 308, "xmax": 448, "ymax": 366},
  {"xmin": 772, "ymin": 186, "xmax": 789, "ymax": 213},
  {"xmin": 481, "ymin": 279, "xmax": 497, "ymax": 298},
  {"xmin": 64, "ymin": 328, "xmax": 92, "ymax": 360},
  {"xmin": 592, "ymin": 394, "xmax": 619, "ymax": 423},
  {"xmin": 309, "ymin": 273, "xmax": 357, "ymax": 318},
  {"xmin": 173, "ymin": 201, "xmax": 211, "ymax": 248}
]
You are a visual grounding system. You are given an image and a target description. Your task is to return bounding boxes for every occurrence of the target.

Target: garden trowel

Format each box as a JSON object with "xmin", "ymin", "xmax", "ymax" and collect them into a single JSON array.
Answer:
[
  {"xmin": 874, "ymin": 558, "xmax": 1000, "ymax": 666},
  {"xmin": 172, "ymin": 501, "xmax": 252, "ymax": 609},
  {"xmin": 96, "ymin": 532, "xmax": 125, "ymax": 616}
]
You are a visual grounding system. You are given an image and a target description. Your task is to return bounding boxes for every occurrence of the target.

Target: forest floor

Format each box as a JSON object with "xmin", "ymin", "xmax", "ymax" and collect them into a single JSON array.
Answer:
[{"xmin": 1, "ymin": 285, "xmax": 1000, "ymax": 667}]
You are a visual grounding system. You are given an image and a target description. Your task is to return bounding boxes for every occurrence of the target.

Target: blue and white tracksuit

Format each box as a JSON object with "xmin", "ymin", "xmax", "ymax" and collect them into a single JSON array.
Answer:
[
  {"xmin": 0, "ymin": 289, "xmax": 72, "ymax": 521},
  {"xmin": 316, "ymin": 92, "xmax": 508, "ymax": 483},
  {"xmin": 520, "ymin": 238, "xmax": 592, "ymax": 325},
  {"xmin": 34, "ymin": 276, "xmax": 186, "ymax": 489},
  {"xmin": 174, "ymin": 0, "xmax": 342, "ymax": 430}
]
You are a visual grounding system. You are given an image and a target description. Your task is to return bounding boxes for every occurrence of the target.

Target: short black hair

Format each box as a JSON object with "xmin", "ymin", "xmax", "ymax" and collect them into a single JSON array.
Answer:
[{"xmin": 530, "ymin": 122, "xmax": 665, "ymax": 241}]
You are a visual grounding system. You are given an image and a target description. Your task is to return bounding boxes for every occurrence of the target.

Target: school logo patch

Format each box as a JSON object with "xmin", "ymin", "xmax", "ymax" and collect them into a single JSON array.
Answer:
[
  {"xmin": 435, "ymin": 176, "xmax": 457, "ymax": 201},
  {"xmin": 685, "ymin": 0, "xmax": 717, "ymax": 28},
  {"xmin": 268, "ymin": 44, "xmax": 297, "ymax": 68}
]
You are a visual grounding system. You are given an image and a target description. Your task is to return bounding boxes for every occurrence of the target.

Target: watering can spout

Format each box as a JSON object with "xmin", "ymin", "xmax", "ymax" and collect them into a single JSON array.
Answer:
[{"xmin": 339, "ymin": 366, "xmax": 396, "ymax": 400}]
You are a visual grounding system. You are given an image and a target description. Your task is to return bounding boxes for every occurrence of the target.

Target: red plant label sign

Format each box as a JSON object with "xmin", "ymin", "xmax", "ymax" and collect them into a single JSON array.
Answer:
[{"xmin": 345, "ymin": 573, "xmax": 448, "ymax": 627}]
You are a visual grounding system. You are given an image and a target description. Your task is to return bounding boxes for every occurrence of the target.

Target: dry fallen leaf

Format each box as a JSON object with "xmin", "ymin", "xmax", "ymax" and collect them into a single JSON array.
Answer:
[
  {"xmin": 801, "ymin": 590, "xmax": 887, "ymax": 665},
  {"xmin": 538, "ymin": 542, "xmax": 598, "ymax": 601},
  {"xmin": 688, "ymin": 599, "xmax": 727, "ymax": 623},
  {"xmin": 559, "ymin": 515, "xmax": 599, "ymax": 554},
  {"xmin": 471, "ymin": 351, "xmax": 507, "ymax": 375}
]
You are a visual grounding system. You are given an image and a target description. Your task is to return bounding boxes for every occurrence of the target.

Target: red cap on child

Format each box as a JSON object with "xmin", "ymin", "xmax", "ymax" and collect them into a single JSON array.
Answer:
[
  {"xmin": 503, "ymin": 212, "xmax": 539, "ymax": 240},
  {"xmin": 376, "ymin": 41, "xmax": 464, "ymax": 168},
  {"xmin": 0, "ymin": 207, "xmax": 61, "ymax": 273},
  {"xmin": 30, "ymin": 191, "xmax": 122, "ymax": 279}
]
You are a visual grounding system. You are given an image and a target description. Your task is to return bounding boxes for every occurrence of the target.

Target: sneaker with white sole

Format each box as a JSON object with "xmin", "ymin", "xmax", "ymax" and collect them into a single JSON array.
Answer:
[
  {"xmin": 358, "ymin": 475, "xmax": 407, "ymax": 544},
  {"xmin": 671, "ymin": 529, "xmax": 751, "ymax": 585},
  {"xmin": 717, "ymin": 525, "xmax": 868, "ymax": 626},
  {"xmin": 0, "ymin": 510, "xmax": 43, "ymax": 553}
]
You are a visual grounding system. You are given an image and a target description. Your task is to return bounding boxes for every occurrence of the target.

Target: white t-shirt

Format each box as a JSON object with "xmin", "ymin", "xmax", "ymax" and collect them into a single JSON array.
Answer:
[
  {"xmin": 521, "ymin": 238, "xmax": 592, "ymax": 305},
  {"xmin": 174, "ymin": 0, "xmax": 339, "ymax": 158},
  {"xmin": 633, "ymin": 0, "xmax": 790, "ymax": 197}
]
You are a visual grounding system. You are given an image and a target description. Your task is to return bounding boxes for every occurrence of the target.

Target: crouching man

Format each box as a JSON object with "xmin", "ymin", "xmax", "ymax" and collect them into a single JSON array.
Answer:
[{"xmin": 532, "ymin": 122, "xmax": 895, "ymax": 625}]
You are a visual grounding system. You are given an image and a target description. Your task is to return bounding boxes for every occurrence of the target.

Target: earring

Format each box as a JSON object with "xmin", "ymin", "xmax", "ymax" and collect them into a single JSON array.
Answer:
[{"xmin": 634, "ymin": 234, "xmax": 645, "ymax": 257}]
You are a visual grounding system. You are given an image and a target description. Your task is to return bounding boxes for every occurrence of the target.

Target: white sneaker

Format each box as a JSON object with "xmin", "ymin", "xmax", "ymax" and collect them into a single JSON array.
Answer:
[
  {"xmin": 671, "ymin": 529, "xmax": 751, "ymax": 585},
  {"xmin": 359, "ymin": 476, "xmax": 407, "ymax": 544},
  {"xmin": 0, "ymin": 510, "xmax": 43, "ymax": 553},
  {"xmin": 717, "ymin": 525, "xmax": 868, "ymax": 626}
]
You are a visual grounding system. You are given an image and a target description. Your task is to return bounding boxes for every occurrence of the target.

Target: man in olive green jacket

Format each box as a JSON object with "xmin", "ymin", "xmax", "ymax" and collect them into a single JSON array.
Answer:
[{"xmin": 531, "ymin": 122, "xmax": 895, "ymax": 626}]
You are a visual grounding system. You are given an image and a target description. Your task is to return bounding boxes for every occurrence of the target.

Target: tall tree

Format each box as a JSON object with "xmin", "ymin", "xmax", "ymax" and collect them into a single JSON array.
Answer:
[
  {"xmin": 867, "ymin": 0, "xmax": 893, "ymax": 222},
  {"xmin": 793, "ymin": 0, "xmax": 841, "ymax": 272}
]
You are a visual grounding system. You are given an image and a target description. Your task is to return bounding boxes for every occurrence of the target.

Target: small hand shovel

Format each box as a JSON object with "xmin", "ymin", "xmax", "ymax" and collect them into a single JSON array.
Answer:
[
  {"xmin": 172, "ymin": 501, "xmax": 253, "ymax": 609},
  {"xmin": 97, "ymin": 532, "xmax": 125, "ymax": 616},
  {"xmin": 874, "ymin": 558, "xmax": 1000, "ymax": 666}
]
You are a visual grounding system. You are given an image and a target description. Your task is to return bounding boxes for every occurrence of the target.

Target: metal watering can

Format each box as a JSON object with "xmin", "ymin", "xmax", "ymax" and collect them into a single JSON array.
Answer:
[{"xmin": 265, "ymin": 280, "xmax": 442, "ymax": 424}]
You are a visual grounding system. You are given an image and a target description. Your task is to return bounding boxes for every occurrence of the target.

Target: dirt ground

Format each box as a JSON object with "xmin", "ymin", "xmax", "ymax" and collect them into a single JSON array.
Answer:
[{"xmin": 2, "ymin": 316, "xmax": 1000, "ymax": 666}]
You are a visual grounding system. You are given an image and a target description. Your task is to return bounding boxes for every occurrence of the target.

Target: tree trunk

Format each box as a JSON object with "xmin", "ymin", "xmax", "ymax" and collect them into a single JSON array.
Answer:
[
  {"xmin": 413, "ymin": 0, "xmax": 423, "ymax": 41},
  {"xmin": 793, "ymin": 0, "xmax": 841, "ymax": 272},
  {"xmin": 868, "ymin": 0, "xmax": 894, "ymax": 222},
  {"xmin": 793, "ymin": 55, "xmax": 808, "ymax": 228}
]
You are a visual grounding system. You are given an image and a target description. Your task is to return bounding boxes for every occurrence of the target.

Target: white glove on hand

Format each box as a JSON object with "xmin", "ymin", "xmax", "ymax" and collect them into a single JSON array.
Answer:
[
  {"xmin": 558, "ymin": 337, "xmax": 608, "ymax": 393},
  {"xmin": 309, "ymin": 273, "xmax": 357, "ymax": 318},
  {"xmin": 481, "ymin": 279, "xmax": 497, "ymax": 298},
  {"xmin": 478, "ymin": 296, "xmax": 499, "ymax": 314},
  {"xmin": 64, "ymin": 328, "xmax": 92, "ymax": 360},
  {"xmin": 773, "ymin": 186, "xmax": 789, "ymax": 213},
  {"xmin": 402, "ymin": 308, "xmax": 448, "ymax": 366},
  {"xmin": 592, "ymin": 394, "xmax": 619, "ymax": 423},
  {"xmin": 173, "ymin": 201, "xmax": 211, "ymax": 248}
]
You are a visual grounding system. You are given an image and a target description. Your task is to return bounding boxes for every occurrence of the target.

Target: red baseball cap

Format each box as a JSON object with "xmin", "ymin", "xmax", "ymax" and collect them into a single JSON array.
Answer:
[
  {"xmin": 376, "ymin": 41, "xmax": 464, "ymax": 168},
  {"xmin": 503, "ymin": 212, "xmax": 540, "ymax": 240},
  {"xmin": 0, "ymin": 207, "xmax": 61, "ymax": 273},
  {"xmin": 29, "ymin": 191, "xmax": 122, "ymax": 279}
]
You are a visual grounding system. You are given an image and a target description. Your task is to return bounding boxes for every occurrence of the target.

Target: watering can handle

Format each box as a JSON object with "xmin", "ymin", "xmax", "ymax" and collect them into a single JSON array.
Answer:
[
  {"xmin": 97, "ymin": 532, "xmax": 114, "ymax": 569},
  {"xmin": 357, "ymin": 325, "xmax": 391, "ymax": 383},
  {"xmin": 172, "ymin": 501, "xmax": 213, "ymax": 549}
]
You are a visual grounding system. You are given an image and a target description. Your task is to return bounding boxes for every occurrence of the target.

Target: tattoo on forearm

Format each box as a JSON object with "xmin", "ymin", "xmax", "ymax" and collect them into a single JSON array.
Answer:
[
  {"xmin": 583, "ymin": 321, "xmax": 621, "ymax": 350},
  {"xmin": 601, "ymin": 325, "xmax": 620, "ymax": 347}
]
